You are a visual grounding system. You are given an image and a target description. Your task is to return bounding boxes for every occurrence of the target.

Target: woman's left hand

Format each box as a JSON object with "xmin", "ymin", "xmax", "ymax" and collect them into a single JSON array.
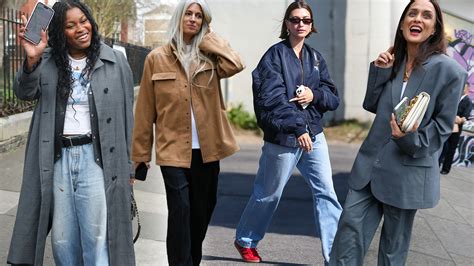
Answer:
[
  {"xmin": 390, "ymin": 113, "xmax": 418, "ymax": 138},
  {"xmin": 289, "ymin": 86, "xmax": 313, "ymax": 106}
]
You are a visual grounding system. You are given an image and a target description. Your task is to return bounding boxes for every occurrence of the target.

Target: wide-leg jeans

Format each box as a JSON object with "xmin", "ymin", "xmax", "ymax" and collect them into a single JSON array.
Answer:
[
  {"xmin": 236, "ymin": 132, "xmax": 342, "ymax": 262},
  {"xmin": 52, "ymin": 143, "xmax": 109, "ymax": 266}
]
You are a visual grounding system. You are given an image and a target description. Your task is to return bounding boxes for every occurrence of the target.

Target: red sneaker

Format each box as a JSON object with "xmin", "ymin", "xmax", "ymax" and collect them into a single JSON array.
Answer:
[{"xmin": 234, "ymin": 240, "xmax": 262, "ymax": 263}]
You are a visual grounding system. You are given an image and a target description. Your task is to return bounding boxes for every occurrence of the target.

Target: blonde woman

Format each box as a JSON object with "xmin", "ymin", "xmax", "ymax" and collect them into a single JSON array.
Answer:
[{"xmin": 131, "ymin": 0, "xmax": 244, "ymax": 265}]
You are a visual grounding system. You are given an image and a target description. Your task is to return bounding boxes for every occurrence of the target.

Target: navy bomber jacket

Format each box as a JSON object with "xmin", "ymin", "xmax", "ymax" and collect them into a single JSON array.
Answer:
[{"xmin": 252, "ymin": 39, "xmax": 339, "ymax": 147}]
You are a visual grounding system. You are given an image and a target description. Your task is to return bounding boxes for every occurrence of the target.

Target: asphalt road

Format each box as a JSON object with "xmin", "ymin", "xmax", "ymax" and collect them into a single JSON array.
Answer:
[{"xmin": 1, "ymin": 135, "xmax": 473, "ymax": 265}]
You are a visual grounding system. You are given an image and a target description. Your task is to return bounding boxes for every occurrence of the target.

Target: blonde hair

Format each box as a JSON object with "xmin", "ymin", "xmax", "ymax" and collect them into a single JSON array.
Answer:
[{"xmin": 167, "ymin": 0, "xmax": 214, "ymax": 81}]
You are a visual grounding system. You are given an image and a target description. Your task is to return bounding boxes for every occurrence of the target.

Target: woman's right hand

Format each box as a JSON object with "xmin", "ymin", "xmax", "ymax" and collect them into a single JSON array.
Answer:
[
  {"xmin": 19, "ymin": 15, "xmax": 48, "ymax": 70},
  {"xmin": 298, "ymin": 133, "xmax": 313, "ymax": 152},
  {"xmin": 374, "ymin": 47, "xmax": 395, "ymax": 68}
]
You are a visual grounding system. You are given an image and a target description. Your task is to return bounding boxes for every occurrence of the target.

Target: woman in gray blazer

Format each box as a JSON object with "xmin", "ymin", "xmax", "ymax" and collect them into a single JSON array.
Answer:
[
  {"xmin": 8, "ymin": 1, "xmax": 135, "ymax": 265},
  {"xmin": 330, "ymin": 0, "xmax": 467, "ymax": 265}
]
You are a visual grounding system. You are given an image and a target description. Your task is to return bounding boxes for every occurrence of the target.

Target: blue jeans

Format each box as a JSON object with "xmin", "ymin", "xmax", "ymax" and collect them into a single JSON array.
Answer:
[
  {"xmin": 236, "ymin": 133, "xmax": 342, "ymax": 263},
  {"xmin": 52, "ymin": 144, "xmax": 109, "ymax": 266}
]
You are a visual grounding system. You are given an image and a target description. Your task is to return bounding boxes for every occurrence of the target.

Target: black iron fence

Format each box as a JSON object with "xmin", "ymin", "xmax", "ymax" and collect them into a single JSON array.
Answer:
[
  {"xmin": 104, "ymin": 38, "xmax": 151, "ymax": 86},
  {"xmin": 0, "ymin": 8, "xmax": 31, "ymax": 117},
  {"xmin": 0, "ymin": 8, "xmax": 151, "ymax": 118}
]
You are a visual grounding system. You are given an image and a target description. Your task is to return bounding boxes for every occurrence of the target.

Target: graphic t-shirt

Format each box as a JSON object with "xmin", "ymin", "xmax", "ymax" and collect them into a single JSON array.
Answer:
[{"xmin": 63, "ymin": 55, "xmax": 92, "ymax": 135}]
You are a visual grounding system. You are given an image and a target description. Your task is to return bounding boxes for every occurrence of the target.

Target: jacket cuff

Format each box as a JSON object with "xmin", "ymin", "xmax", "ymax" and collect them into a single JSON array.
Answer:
[
  {"xmin": 393, "ymin": 131, "xmax": 418, "ymax": 156},
  {"xmin": 295, "ymin": 126, "xmax": 307, "ymax": 138},
  {"xmin": 369, "ymin": 62, "xmax": 392, "ymax": 85},
  {"xmin": 23, "ymin": 57, "xmax": 42, "ymax": 74},
  {"xmin": 18, "ymin": 66, "xmax": 42, "ymax": 90},
  {"xmin": 312, "ymin": 88, "xmax": 324, "ymax": 105},
  {"xmin": 129, "ymin": 161, "xmax": 134, "ymax": 178}
]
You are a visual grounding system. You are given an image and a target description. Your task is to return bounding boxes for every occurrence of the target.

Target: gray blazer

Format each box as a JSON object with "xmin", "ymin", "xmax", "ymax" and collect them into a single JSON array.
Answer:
[
  {"xmin": 7, "ymin": 43, "xmax": 136, "ymax": 265},
  {"xmin": 349, "ymin": 54, "xmax": 467, "ymax": 209}
]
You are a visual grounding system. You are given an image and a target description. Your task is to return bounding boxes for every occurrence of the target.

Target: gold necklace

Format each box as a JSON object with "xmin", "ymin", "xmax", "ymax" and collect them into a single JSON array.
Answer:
[{"xmin": 403, "ymin": 65, "xmax": 412, "ymax": 82}]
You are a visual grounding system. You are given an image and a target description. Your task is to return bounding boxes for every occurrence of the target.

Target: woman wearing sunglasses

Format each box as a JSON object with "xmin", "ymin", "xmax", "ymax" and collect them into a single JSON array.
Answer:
[{"xmin": 234, "ymin": 1, "xmax": 341, "ymax": 264}]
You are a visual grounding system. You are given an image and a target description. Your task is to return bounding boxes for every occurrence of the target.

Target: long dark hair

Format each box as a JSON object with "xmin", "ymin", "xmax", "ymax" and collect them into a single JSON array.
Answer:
[
  {"xmin": 391, "ymin": 0, "xmax": 446, "ymax": 79},
  {"xmin": 279, "ymin": 0, "xmax": 317, "ymax": 40},
  {"xmin": 48, "ymin": 0, "xmax": 101, "ymax": 100}
]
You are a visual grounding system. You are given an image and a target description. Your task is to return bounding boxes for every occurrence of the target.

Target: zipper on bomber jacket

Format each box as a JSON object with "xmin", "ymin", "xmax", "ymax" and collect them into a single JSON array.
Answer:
[{"xmin": 297, "ymin": 50, "xmax": 314, "ymax": 140}]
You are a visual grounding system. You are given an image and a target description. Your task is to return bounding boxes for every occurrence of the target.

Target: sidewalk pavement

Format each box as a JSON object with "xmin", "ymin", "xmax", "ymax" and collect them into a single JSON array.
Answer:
[{"xmin": 0, "ymin": 135, "xmax": 473, "ymax": 265}]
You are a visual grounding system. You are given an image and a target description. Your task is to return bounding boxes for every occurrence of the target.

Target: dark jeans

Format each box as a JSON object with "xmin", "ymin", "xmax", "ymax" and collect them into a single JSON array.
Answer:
[
  {"xmin": 440, "ymin": 132, "xmax": 461, "ymax": 173},
  {"xmin": 160, "ymin": 149, "xmax": 220, "ymax": 266}
]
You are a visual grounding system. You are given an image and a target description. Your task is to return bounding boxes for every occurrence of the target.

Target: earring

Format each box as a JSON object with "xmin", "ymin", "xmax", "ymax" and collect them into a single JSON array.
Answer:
[{"xmin": 286, "ymin": 29, "xmax": 290, "ymax": 36}]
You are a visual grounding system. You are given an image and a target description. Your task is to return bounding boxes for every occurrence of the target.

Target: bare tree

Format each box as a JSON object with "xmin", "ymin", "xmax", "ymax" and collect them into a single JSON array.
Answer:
[{"xmin": 84, "ymin": 0, "xmax": 136, "ymax": 39}]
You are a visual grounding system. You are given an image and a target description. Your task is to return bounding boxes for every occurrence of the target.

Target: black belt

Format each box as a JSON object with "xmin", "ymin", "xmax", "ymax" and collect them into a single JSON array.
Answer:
[{"xmin": 61, "ymin": 135, "xmax": 92, "ymax": 147}]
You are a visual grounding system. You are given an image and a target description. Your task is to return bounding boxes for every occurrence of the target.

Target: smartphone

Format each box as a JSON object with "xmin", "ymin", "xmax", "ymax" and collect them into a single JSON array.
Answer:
[
  {"xmin": 296, "ymin": 85, "xmax": 309, "ymax": 109},
  {"xmin": 134, "ymin": 162, "xmax": 148, "ymax": 181},
  {"xmin": 24, "ymin": 2, "xmax": 55, "ymax": 45}
]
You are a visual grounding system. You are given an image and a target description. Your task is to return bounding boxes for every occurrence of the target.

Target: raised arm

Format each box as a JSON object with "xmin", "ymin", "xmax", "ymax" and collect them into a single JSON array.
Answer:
[
  {"xmin": 363, "ymin": 48, "xmax": 394, "ymax": 113},
  {"xmin": 198, "ymin": 31, "xmax": 245, "ymax": 78}
]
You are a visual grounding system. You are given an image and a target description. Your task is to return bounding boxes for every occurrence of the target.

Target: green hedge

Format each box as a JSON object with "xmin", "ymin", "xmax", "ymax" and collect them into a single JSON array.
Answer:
[{"xmin": 227, "ymin": 104, "xmax": 258, "ymax": 131}]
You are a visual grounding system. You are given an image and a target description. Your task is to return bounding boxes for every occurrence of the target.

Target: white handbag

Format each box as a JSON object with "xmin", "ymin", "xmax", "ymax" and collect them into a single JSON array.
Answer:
[{"xmin": 394, "ymin": 92, "xmax": 430, "ymax": 132}]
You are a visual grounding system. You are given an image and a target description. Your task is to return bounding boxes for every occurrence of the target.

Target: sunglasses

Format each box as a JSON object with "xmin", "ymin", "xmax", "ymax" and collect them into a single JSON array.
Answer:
[{"xmin": 287, "ymin": 17, "xmax": 313, "ymax": 25}]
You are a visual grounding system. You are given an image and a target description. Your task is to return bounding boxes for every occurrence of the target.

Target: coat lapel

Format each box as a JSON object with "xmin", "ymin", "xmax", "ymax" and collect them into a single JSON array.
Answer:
[
  {"xmin": 402, "ymin": 64, "xmax": 427, "ymax": 101},
  {"xmin": 391, "ymin": 60, "xmax": 405, "ymax": 108},
  {"xmin": 391, "ymin": 57, "xmax": 429, "ymax": 108}
]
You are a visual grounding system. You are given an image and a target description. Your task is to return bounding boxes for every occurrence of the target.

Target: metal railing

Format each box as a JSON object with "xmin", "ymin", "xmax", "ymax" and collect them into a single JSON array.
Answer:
[
  {"xmin": 0, "ymin": 8, "xmax": 31, "ymax": 117},
  {"xmin": 104, "ymin": 38, "xmax": 151, "ymax": 86}
]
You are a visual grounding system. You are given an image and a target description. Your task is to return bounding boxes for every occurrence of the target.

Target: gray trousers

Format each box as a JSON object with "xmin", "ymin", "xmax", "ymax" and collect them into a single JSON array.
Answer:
[{"xmin": 329, "ymin": 185, "xmax": 417, "ymax": 266}]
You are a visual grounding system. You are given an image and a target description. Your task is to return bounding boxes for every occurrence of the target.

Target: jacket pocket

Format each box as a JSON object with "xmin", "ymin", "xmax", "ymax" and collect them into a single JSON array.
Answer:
[
  {"xmin": 152, "ymin": 72, "xmax": 177, "ymax": 81},
  {"xmin": 402, "ymin": 155, "xmax": 433, "ymax": 167}
]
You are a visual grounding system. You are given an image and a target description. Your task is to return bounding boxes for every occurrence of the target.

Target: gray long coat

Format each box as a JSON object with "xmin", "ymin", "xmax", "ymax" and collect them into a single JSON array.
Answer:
[
  {"xmin": 7, "ymin": 43, "xmax": 136, "ymax": 265},
  {"xmin": 349, "ymin": 54, "xmax": 467, "ymax": 209}
]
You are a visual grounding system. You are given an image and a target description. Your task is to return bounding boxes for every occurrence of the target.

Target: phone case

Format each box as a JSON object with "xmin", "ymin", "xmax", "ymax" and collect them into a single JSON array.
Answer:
[
  {"xmin": 24, "ymin": 2, "xmax": 54, "ymax": 45},
  {"xmin": 135, "ymin": 162, "xmax": 148, "ymax": 181},
  {"xmin": 296, "ymin": 85, "xmax": 309, "ymax": 109}
]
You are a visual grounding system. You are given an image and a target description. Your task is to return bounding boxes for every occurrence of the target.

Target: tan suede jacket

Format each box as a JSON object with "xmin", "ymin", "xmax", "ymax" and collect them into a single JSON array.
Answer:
[{"xmin": 132, "ymin": 32, "xmax": 245, "ymax": 168}]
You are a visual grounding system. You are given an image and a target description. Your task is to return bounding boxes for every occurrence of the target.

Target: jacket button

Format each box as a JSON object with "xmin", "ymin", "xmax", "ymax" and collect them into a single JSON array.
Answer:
[
  {"xmin": 107, "ymin": 117, "xmax": 112, "ymax": 123},
  {"xmin": 110, "ymin": 147, "xmax": 115, "ymax": 152},
  {"xmin": 112, "ymin": 176, "xmax": 117, "ymax": 181},
  {"xmin": 104, "ymin": 88, "xmax": 109, "ymax": 94}
]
